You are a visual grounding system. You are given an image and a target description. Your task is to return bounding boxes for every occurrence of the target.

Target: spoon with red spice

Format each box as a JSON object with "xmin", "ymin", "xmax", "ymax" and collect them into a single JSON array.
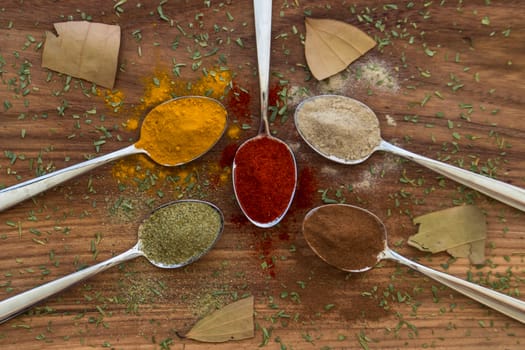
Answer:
[
  {"xmin": 303, "ymin": 204, "xmax": 525, "ymax": 324},
  {"xmin": 232, "ymin": 0, "xmax": 297, "ymax": 228}
]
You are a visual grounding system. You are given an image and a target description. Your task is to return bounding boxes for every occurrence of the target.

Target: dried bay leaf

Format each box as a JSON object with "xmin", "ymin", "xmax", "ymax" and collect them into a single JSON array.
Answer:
[
  {"xmin": 408, "ymin": 205, "xmax": 487, "ymax": 264},
  {"xmin": 447, "ymin": 240, "xmax": 486, "ymax": 265},
  {"xmin": 184, "ymin": 295, "xmax": 254, "ymax": 343},
  {"xmin": 304, "ymin": 17, "xmax": 376, "ymax": 81},
  {"xmin": 42, "ymin": 21, "xmax": 121, "ymax": 88}
]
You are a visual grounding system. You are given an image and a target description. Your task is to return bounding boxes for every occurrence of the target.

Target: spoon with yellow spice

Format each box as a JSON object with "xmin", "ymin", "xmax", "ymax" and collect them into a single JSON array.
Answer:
[{"xmin": 0, "ymin": 96, "xmax": 227, "ymax": 212}]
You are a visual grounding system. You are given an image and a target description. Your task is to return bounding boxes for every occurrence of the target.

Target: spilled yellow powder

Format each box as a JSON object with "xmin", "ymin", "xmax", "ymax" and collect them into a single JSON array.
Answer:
[
  {"xmin": 125, "ymin": 117, "xmax": 139, "ymax": 131},
  {"xmin": 200, "ymin": 163, "xmax": 231, "ymax": 190},
  {"xmin": 190, "ymin": 69, "xmax": 232, "ymax": 99},
  {"xmin": 219, "ymin": 170, "xmax": 230, "ymax": 184},
  {"xmin": 141, "ymin": 72, "xmax": 175, "ymax": 108},
  {"xmin": 111, "ymin": 155, "xmax": 197, "ymax": 192},
  {"xmin": 112, "ymin": 155, "xmax": 169, "ymax": 184},
  {"xmin": 101, "ymin": 89, "xmax": 125, "ymax": 113},
  {"xmin": 227, "ymin": 123, "xmax": 241, "ymax": 139},
  {"xmin": 125, "ymin": 68, "xmax": 232, "ymax": 131}
]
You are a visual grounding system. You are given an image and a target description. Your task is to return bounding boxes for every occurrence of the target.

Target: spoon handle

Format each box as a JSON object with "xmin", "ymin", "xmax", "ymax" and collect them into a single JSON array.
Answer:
[
  {"xmin": 0, "ymin": 245, "xmax": 142, "ymax": 324},
  {"xmin": 382, "ymin": 248, "xmax": 525, "ymax": 324},
  {"xmin": 380, "ymin": 140, "xmax": 525, "ymax": 212},
  {"xmin": 0, "ymin": 144, "xmax": 143, "ymax": 212},
  {"xmin": 253, "ymin": 0, "xmax": 272, "ymax": 135}
]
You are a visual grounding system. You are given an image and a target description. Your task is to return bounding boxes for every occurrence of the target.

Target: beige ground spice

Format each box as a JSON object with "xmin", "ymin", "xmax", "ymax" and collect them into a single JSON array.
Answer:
[{"xmin": 295, "ymin": 95, "xmax": 381, "ymax": 162}]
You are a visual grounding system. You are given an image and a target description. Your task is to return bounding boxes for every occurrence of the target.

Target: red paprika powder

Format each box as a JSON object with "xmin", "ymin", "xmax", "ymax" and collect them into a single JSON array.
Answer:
[
  {"xmin": 227, "ymin": 82, "xmax": 251, "ymax": 122},
  {"xmin": 233, "ymin": 135, "xmax": 296, "ymax": 226}
]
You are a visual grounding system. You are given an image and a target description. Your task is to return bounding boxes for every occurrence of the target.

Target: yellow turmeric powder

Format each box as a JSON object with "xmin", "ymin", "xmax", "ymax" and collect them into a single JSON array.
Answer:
[
  {"xmin": 190, "ymin": 69, "xmax": 232, "ymax": 99},
  {"xmin": 125, "ymin": 68, "xmax": 232, "ymax": 131},
  {"xmin": 226, "ymin": 123, "xmax": 241, "ymax": 139},
  {"xmin": 103, "ymin": 89, "xmax": 125, "ymax": 113},
  {"xmin": 111, "ymin": 155, "xmax": 197, "ymax": 192},
  {"xmin": 135, "ymin": 96, "xmax": 227, "ymax": 166}
]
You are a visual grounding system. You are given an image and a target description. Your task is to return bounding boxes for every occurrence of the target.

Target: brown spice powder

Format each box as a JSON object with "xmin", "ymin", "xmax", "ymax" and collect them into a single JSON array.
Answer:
[{"xmin": 302, "ymin": 204, "xmax": 385, "ymax": 271}]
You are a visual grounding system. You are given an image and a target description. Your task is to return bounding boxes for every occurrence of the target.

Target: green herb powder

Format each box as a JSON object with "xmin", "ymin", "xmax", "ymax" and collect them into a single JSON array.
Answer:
[{"xmin": 138, "ymin": 201, "xmax": 222, "ymax": 266}]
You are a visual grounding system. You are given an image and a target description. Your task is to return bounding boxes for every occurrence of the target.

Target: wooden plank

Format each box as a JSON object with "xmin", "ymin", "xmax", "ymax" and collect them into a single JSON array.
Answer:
[{"xmin": 0, "ymin": 1, "xmax": 524, "ymax": 349}]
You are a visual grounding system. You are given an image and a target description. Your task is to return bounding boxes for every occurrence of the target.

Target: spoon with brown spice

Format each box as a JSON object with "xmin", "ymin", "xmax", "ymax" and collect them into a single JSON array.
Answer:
[
  {"xmin": 303, "ymin": 204, "xmax": 525, "ymax": 324},
  {"xmin": 294, "ymin": 94, "xmax": 525, "ymax": 212},
  {"xmin": 0, "ymin": 96, "xmax": 227, "ymax": 212},
  {"xmin": 0, "ymin": 200, "xmax": 224, "ymax": 324}
]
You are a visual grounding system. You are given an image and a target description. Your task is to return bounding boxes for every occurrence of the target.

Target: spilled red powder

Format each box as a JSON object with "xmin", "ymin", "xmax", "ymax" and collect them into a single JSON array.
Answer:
[
  {"xmin": 229, "ymin": 214, "xmax": 277, "ymax": 277},
  {"xmin": 227, "ymin": 82, "xmax": 251, "ymax": 121},
  {"xmin": 230, "ymin": 213, "xmax": 249, "ymax": 227},
  {"xmin": 293, "ymin": 166, "xmax": 317, "ymax": 209},
  {"xmin": 278, "ymin": 231, "xmax": 290, "ymax": 241},
  {"xmin": 268, "ymin": 82, "xmax": 283, "ymax": 108},
  {"xmin": 258, "ymin": 233, "xmax": 276, "ymax": 278},
  {"xmin": 219, "ymin": 143, "xmax": 239, "ymax": 168}
]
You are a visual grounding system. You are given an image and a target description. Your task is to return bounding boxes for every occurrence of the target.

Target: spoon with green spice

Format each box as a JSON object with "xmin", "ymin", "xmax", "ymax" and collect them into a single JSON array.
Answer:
[
  {"xmin": 303, "ymin": 204, "xmax": 525, "ymax": 324},
  {"xmin": 0, "ymin": 200, "xmax": 224, "ymax": 324},
  {"xmin": 295, "ymin": 94, "xmax": 525, "ymax": 212}
]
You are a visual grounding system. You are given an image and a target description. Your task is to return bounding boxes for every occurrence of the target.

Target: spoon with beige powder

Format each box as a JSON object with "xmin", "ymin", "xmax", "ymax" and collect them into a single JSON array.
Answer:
[{"xmin": 294, "ymin": 94, "xmax": 525, "ymax": 212}]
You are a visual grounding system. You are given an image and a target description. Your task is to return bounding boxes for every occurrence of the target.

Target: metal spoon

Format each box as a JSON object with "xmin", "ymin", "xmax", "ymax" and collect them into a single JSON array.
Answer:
[
  {"xmin": 232, "ymin": 0, "xmax": 297, "ymax": 228},
  {"xmin": 303, "ymin": 204, "xmax": 525, "ymax": 324},
  {"xmin": 294, "ymin": 94, "xmax": 525, "ymax": 212},
  {"xmin": 0, "ymin": 199, "xmax": 224, "ymax": 324},
  {"xmin": 0, "ymin": 96, "xmax": 228, "ymax": 212}
]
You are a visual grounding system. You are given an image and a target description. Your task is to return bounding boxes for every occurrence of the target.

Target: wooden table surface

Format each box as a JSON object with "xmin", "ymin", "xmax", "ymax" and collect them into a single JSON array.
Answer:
[{"xmin": 1, "ymin": 1, "xmax": 524, "ymax": 349}]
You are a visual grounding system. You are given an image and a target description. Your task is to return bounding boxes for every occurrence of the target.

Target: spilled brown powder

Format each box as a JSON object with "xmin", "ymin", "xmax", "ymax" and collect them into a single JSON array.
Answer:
[{"xmin": 302, "ymin": 204, "xmax": 385, "ymax": 271}]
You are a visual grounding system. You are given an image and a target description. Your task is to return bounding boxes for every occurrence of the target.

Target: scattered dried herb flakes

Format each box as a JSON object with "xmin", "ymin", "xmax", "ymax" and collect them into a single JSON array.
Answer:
[
  {"xmin": 183, "ymin": 295, "xmax": 254, "ymax": 343},
  {"xmin": 304, "ymin": 17, "xmax": 376, "ymax": 81},
  {"xmin": 408, "ymin": 205, "xmax": 486, "ymax": 264}
]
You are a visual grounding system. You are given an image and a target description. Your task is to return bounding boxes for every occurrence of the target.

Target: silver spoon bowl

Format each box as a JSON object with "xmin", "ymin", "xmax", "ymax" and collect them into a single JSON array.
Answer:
[
  {"xmin": 303, "ymin": 204, "xmax": 525, "ymax": 324},
  {"xmin": 294, "ymin": 94, "xmax": 525, "ymax": 212},
  {"xmin": 0, "ymin": 199, "xmax": 224, "ymax": 324},
  {"xmin": 232, "ymin": 0, "xmax": 297, "ymax": 228}
]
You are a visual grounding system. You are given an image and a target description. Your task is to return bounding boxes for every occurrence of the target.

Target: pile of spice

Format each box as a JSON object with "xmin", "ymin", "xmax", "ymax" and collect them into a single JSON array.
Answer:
[
  {"xmin": 295, "ymin": 95, "xmax": 381, "ymax": 162},
  {"xmin": 233, "ymin": 135, "xmax": 296, "ymax": 225},
  {"xmin": 136, "ymin": 97, "xmax": 227, "ymax": 166},
  {"xmin": 138, "ymin": 201, "xmax": 223, "ymax": 266},
  {"xmin": 302, "ymin": 204, "xmax": 384, "ymax": 271}
]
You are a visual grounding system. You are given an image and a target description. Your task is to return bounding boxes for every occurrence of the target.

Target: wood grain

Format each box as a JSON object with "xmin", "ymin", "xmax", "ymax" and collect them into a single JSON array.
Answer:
[{"xmin": 1, "ymin": 1, "xmax": 524, "ymax": 349}]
